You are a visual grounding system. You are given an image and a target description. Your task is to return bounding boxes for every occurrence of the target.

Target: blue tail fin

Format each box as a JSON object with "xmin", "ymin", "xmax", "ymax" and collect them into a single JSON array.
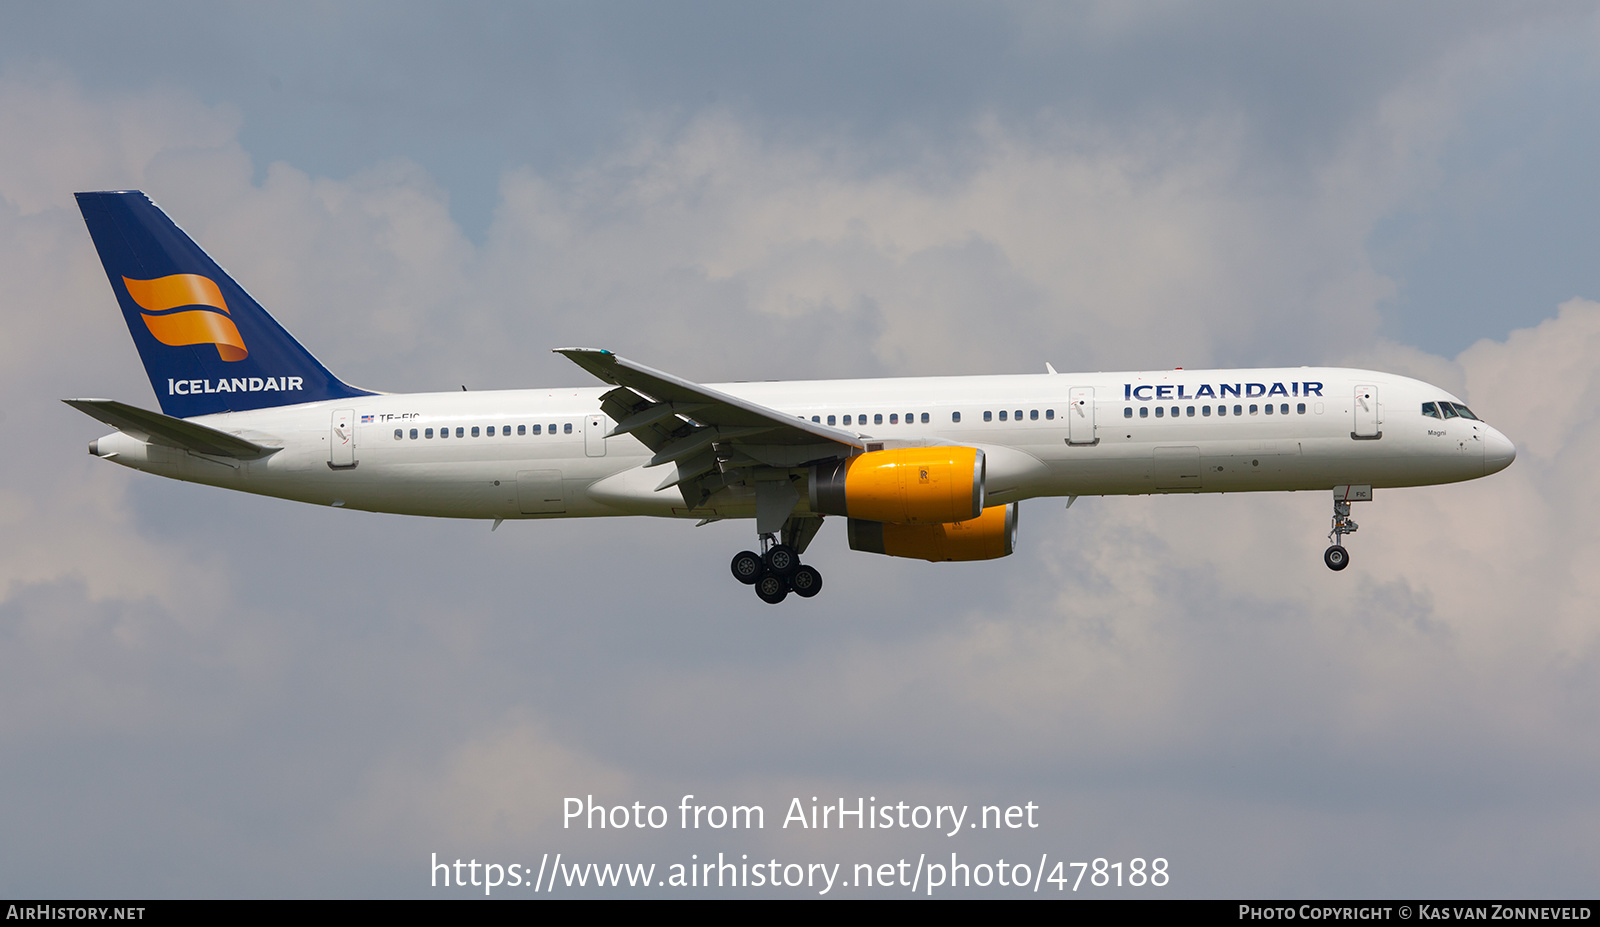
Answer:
[{"xmin": 75, "ymin": 190, "xmax": 374, "ymax": 418}]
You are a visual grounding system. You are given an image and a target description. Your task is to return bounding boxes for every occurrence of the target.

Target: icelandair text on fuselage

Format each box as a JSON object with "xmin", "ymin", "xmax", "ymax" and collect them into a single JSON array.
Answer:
[
  {"xmin": 564, "ymin": 794, "xmax": 1039, "ymax": 837},
  {"xmin": 1126, "ymin": 381, "xmax": 1323, "ymax": 401},
  {"xmin": 168, "ymin": 376, "xmax": 304, "ymax": 396}
]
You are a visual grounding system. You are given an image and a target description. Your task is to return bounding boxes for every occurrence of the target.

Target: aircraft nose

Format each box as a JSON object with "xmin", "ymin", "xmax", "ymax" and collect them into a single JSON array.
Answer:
[{"xmin": 1483, "ymin": 428, "xmax": 1516, "ymax": 475}]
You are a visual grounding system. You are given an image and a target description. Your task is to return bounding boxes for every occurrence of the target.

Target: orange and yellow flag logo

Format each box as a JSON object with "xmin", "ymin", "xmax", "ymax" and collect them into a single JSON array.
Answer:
[{"xmin": 122, "ymin": 274, "xmax": 248, "ymax": 362}]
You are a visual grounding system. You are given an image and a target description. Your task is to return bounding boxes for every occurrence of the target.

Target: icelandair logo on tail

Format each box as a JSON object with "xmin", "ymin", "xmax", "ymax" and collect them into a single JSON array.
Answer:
[{"xmin": 122, "ymin": 273, "xmax": 248, "ymax": 361}]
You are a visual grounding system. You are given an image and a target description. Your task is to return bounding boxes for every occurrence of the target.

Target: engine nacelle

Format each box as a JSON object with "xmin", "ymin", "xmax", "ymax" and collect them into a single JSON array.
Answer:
[
  {"xmin": 847, "ymin": 503, "xmax": 1018, "ymax": 562},
  {"xmin": 810, "ymin": 447, "xmax": 984, "ymax": 524}
]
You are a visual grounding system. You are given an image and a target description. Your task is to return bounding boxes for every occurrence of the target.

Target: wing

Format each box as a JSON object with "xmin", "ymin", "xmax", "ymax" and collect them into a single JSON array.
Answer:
[
  {"xmin": 555, "ymin": 348, "xmax": 859, "ymax": 508},
  {"xmin": 63, "ymin": 398, "xmax": 280, "ymax": 460}
]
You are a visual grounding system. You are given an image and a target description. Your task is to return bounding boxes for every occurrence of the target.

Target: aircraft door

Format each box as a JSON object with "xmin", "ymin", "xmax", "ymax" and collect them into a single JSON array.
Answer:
[
  {"xmin": 1067, "ymin": 387, "xmax": 1096, "ymax": 445},
  {"xmin": 585, "ymin": 414, "xmax": 607, "ymax": 457},
  {"xmin": 330, "ymin": 409, "xmax": 357, "ymax": 468},
  {"xmin": 1353, "ymin": 385, "xmax": 1380, "ymax": 439}
]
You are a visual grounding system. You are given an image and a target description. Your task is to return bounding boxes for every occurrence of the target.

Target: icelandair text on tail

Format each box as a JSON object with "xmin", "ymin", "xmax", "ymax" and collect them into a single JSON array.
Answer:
[{"xmin": 168, "ymin": 376, "xmax": 303, "ymax": 395}]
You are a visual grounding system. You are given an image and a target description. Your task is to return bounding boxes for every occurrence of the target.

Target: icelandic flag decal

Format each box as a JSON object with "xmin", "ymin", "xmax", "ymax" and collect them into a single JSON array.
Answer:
[{"xmin": 361, "ymin": 414, "xmax": 374, "ymax": 423}]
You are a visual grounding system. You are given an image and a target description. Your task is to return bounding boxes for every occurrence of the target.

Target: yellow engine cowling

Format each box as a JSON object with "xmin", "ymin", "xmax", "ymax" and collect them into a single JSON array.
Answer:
[
  {"xmin": 810, "ymin": 447, "xmax": 985, "ymax": 524},
  {"xmin": 846, "ymin": 503, "xmax": 1018, "ymax": 561}
]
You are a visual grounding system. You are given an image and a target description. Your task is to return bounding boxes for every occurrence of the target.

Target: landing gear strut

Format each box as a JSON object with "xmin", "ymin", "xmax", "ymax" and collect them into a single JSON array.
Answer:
[
  {"xmin": 733, "ymin": 516, "xmax": 824, "ymax": 604},
  {"xmin": 1324, "ymin": 486, "xmax": 1369, "ymax": 572}
]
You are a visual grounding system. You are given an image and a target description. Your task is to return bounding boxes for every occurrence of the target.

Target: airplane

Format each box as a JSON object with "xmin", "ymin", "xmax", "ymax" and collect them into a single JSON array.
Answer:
[{"xmin": 66, "ymin": 190, "xmax": 1517, "ymax": 604}]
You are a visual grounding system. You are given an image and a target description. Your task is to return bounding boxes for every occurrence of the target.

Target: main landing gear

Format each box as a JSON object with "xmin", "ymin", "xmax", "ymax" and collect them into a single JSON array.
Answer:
[
  {"xmin": 1324, "ymin": 486, "xmax": 1369, "ymax": 571},
  {"xmin": 731, "ymin": 516, "xmax": 824, "ymax": 604}
]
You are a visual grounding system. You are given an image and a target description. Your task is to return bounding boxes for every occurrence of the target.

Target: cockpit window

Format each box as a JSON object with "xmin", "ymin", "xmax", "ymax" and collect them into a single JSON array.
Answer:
[
  {"xmin": 1421, "ymin": 402, "xmax": 1441, "ymax": 419},
  {"xmin": 1450, "ymin": 402, "xmax": 1480, "ymax": 421},
  {"xmin": 1440, "ymin": 402, "xmax": 1459, "ymax": 419}
]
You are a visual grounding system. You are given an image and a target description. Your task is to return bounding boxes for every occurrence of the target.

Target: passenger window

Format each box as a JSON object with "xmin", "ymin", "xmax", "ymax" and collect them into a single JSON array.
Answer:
[
  {"xmin": 811, "ymin": 415, "xmax": 820, "ymax": 423},
  {"xmin": 440, "ymin": 427, "xmax": 449, "ymax": 439},
  {"xmin": 486, "ymin": 426, "xmax": 494, "ymax": 436},
  {"xmin": 1250, "ymin": 405, "xmax": 1259, "ymax": 415},
  {"xmin": 471, "ymin": 426, "xmax": 480, "ymax": 437},
  {"xmin": 1280, "ymin": 404, "xmax": 1288, "ymax": 415},
  {"xmin": 532, "ymin": 424, "xmax": 541, "ymax": 435},
  {"xmin": 1297, "ymin": 403, "xmax": 1306, "ymax": 414},
  {"xmin": 1217, "ymin": 405, "xmax": 1226, "ymax": 416},
  {"xmin": 503, "ymin": 424, "xmax": 511, "ymax": 434},
  {"xmin": 1046, "ymin": 409, "xmax": 1054, "ymax": 420},
  {"xmin": 426, "ymin": 428, "xmax": 435, "ymax": 438},
  {"xmin": 1155, "ymin": 407, "xmax": 1164, "ymax": 418},
  {"xmin": 1202, "ymin": 406, "xmax": 1211, "ymax": 417},
  {"xmin": 921, "ymin": 413, "xmax": 930, "ymax": 423},
  {"xmin": 393, "ymin": 429, "xmax": 403, "ymax": 440},
  {"xmin": 410, "ymin": 428, "xmax": 418, "ymax": 439},
  {"xmin": 984, "ymin": 411, "xmax": 992, "ymax": 422},
  {"xmin": 952, "ymin": 412, "xmax": 961, "ymax": 423},
  {"xmin": 1030, "ymin": 409, "xmax": 1038, "ymax": 421},
  {"xmin": 888, "ymin": 413, "xmax": 897, "ymax": 424},
  {"xmin": 1186, "ymin": 406, "xmax": 1195, "ymax": 417},
  {"xmin": 1124, "ymin": 407, "xmax": 1133, "ymax": 418},
  {"xmin": 875, "ymin": 414, "xmax": 883, "ymax": 425},
  {"xmin": 1170, "ymin": 407, "xmax": 1178, "ymax": 417},
  {"xmin": 1264, "ymin": 404, "xmax": 1273, "ymax": 415},
  {"xmin": 999, "ymin": 410, "xmax": 1008, "ymax": 421},
  {"xmin": 1015, "ymin": 410, "xmax": 1023, "ymax": 421},
  {"xmin": 827, "ymin": 415, "xmax": 837, "ymax": 426},
  {"xmin": 563, "ymin": 423, "xmax": 572, "ymax": 434},
  {"xmin": 1234, "ymin": 405, "xmax": 1243, "ymax": 415},
  {"xmin": 843, "ymin": 415, "xmax": 852, "ymax": 425},
  {"xmin": 457, "ymin": 427, "xmax": 466, "ymax": 437},
  {"xmin": 1140, "ymin": 407, "xmax": 1149, "ymax": 418},
  {"xmin": 518, "ymin": 425, "xmax": 526, "ymax": 435},
  {"xmin": 549, "ymin": 423, "xmax": 557, "ymax": 434}
]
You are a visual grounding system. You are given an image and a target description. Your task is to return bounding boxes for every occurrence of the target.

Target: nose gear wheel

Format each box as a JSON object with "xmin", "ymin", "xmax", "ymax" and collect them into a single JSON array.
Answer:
[{"xmin": 1324, "ymin": 496, "xmax": 1360, "ymax": 571}]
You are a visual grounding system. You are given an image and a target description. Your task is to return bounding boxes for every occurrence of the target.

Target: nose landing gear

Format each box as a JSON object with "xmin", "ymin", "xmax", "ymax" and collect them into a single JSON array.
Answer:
[{"xmin": 1324, "ymin": 485, "xmax": 1370, "ymax": 571}]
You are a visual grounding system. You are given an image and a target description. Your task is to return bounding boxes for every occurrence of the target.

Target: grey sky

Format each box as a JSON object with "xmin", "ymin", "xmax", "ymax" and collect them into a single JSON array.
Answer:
[{"xmin": 1, "ymin": 2, "xmax": 1598, "ymax": 897}]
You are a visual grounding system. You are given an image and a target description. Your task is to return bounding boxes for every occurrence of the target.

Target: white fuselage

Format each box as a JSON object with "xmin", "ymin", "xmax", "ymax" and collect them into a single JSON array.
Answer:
[{"xmin": 90, "ymin": 366, "xmax": 1516, "ymax": 521}]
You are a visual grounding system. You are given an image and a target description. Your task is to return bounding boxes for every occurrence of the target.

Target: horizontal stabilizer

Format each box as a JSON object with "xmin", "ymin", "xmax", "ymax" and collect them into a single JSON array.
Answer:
[{"xmin": 63, "ymin": 399, "xmax": 280, "ymax": 460}]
